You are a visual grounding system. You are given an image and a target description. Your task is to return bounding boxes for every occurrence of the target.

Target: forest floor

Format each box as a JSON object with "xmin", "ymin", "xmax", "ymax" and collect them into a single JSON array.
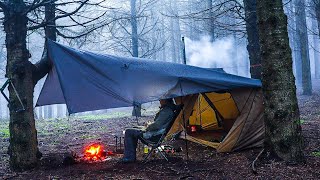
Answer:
[{"xmin": 1, "ymin": 80, "xmax": 320, "ymax": 180}]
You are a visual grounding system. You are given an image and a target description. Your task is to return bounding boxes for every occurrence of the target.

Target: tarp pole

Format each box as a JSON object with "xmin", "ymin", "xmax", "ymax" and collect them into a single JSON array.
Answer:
[
  {"xmin": 179, "ymin": 82, "xmax": 189, "ymax": 160},
  {"xmin": 134, "ymin": 104, "xmax": 139, "ymax": 125}
]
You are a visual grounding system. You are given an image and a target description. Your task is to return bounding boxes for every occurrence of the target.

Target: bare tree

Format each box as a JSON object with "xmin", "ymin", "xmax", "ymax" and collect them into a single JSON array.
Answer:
[
  {"xmin": 168, "ymin": 0, "xmax": 182, "ymax": 64},
  {"xmin": 106, "ymin": 0, "xmax": 163, "ymax": 58},
  {"xmin": 314, "ymin": 0, "xmax": 320, "ymax": 36},
  {"xmin": 131, "ymin": 0, "xmax": 141, "ymax": 117},
  {"xmin": 294, "ymin": 0, "xmax": 312, "ymax": 95},
  {"xmin": 0, "ymin": 0, "xmax": 110, "ymax": 171},
  {"xmin": 310, "ymin": 0, "xmax": 320, "ymax": 79},
  {"xmin": 312, "ymin": 19, "xmax": 320, "ymax": 79}
]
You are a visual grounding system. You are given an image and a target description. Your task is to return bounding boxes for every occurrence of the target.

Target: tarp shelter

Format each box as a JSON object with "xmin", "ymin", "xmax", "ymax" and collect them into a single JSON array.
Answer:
[{"xmin": 37, "ymin": 40, "xmax": 264, "ymax": 152}]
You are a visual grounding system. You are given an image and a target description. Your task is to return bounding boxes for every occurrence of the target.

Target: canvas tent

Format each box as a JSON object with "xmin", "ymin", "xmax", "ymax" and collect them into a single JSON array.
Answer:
[
  {"xmin": 168, "ymin": 88, "xmax": 264, "ymax": 152},
  {"xmin": 37, "ymin": 40, "xmax": 264, "ymax": 152}
]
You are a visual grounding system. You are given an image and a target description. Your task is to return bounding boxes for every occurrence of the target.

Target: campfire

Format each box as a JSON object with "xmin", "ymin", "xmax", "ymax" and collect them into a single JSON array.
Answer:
[
  {"xmin": 64, "ymin": 139, "xmax": 123, "ymax": 165},
  {"xmin": 83, "ymin": 143, "xmax": 107, "ymax": 162}
]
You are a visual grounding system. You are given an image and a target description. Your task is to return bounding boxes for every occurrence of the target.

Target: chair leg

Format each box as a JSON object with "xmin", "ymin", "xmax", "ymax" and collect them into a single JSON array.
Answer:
[
  {"xmin": 157, "ymin": 146, "xmax": 168, "ymax": 161},
  {"xmin": 143, "ymin": 147, "xmax": 154, "ymax": 162}
]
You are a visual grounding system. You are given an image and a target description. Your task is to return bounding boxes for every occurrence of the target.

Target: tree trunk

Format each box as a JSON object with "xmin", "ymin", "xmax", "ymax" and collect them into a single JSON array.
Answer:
[
  {"xmin": 130, "ymin": 0, "xmax": 141, "ymax": 117},
  {"xmin": 44, "ymin": 106, "xmax": 48, "ymax": 119},
  {"xmin": 172, "ymin": 0, "xmax": 182, "ymax": 64},
  {"xmin": 3, "ymin": 0, "xmax": 57, "ymax": 170},
  {"xmin": 206, "ymin": 0, "xmax": 215, "ymax": 41},
  {"xmin": 131, "ymin": 0, "xmax": 138, "ymax": 58},
  {"xmin": 151, "ymin": 8, "xmax": 157, "ymax": 60},
  {"xmin": 316, "ymin": 0, "xmax": 320, "ymax": 37},
  {"xmin": 315, "ymin": 0, "xmax": 320, "ymax": 79},
  {"xmin": 160, "ymin": 14, "xmax": 167, "ymax": 61},
  {"xmin": 6, "ymin": 102, "xmax": 10, "ymax": 119},
  {"xmin": 55, "ymin": 105, "xmax": 60, "ymax": 118},
  {"xmin": 244, "ymin": 0, "xmax": 262, "ymax": 79},
  {"xmin": 170, "ymin": 16, "xmax": 177, "ymax": 63},
  {"xmin": 44, "ymin": 1, "xmax": 56, "ymax": 120},
  {"xmin": 257, "ymin": 0, "xmax": 304, "ymax": 162},
  {"xmin": 232, "ymin": 33, "xmax": 239, "ymax": 75},
  {"xmin": 0, "ymin": 94, "xmax": 2, "ymax": 119},
  {"xmin": 286, "ymin": 1, "xmax": 296, "ymax": 78},
  {"xmin": 3, "ymin": 3, "xmax": 39, "ymax": 171},
  {"xmin": 48, "ymin": 106, "xmax": 53, "ymax": 119},
  {"xmin": 168, "ymin": 0, "xmax": 182, "ymax": 64},
  {"xmin": 295, "ymin": 0, "xmax": 312, "ymax": 95},
  {"xmin": 312, "ymin": 19, "xmax": 320, "ymax": 79},
  {"xmin": 37, "ymin": 83, "xmax": 43, "ymax": 119},
  {"xmin": 293, "ymin": 16, "xmax": 302, "ymax": 86},
  {"xmin": 38, "ymin": 106, "xmax": 43, "ymax": 119}
]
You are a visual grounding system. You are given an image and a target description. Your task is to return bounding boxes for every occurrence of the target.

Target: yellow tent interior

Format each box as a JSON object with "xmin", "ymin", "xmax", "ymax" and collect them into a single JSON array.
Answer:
[{"xmin": 168, "ymin": 88, "xmax": 265, "ymax": 152}]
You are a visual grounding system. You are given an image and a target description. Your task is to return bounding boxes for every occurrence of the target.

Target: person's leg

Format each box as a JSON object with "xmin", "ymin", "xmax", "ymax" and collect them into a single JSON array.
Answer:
[{"xmin": 123, "ymin": 128, "xmax": 143, "ymax": 161}]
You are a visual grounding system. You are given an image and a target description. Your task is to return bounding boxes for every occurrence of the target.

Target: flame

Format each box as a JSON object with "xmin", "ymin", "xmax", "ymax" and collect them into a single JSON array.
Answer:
[{"xmin": 84, "ymin": 143, "xmax": 106, "ymax": 161}]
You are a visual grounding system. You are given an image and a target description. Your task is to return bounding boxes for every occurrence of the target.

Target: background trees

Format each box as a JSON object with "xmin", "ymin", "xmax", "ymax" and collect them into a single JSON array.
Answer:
[
  {"xmin": 243, "ymin": 0, "xmax": 261, "ymax": 79},
  {"xmin": 295, "ymin": 0, "xmax": 312, "ymax": 95}
]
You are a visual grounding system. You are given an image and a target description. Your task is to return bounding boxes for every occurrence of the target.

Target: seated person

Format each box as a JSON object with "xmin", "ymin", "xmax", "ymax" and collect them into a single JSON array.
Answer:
[{"xmin": 121, "ymin": 98, "xmax": 177, "ymax": 163}]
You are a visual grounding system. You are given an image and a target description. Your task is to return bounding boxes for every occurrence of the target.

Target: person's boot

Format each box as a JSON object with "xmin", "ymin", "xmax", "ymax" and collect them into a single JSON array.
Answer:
[{"xmin": 120, "ymin": 157, "xmax": 136, "ymax": 163}]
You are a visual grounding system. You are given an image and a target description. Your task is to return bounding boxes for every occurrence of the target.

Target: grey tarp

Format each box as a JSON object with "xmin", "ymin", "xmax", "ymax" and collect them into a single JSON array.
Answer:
[{"xmin": 36, "ymin": 40, "xmax": 262, "ymax": 114}]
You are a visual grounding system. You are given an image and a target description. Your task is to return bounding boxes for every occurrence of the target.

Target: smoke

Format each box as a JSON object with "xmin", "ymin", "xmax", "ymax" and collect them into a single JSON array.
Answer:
[{"xmin": 185, "ymin": 36, "xmax": 249, "ymax": 76}]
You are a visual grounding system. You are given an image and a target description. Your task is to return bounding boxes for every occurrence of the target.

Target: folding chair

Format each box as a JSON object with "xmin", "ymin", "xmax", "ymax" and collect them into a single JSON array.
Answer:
[{"xmin": 140, "ymin": 106, "xmax": 182, "ymax": 162}]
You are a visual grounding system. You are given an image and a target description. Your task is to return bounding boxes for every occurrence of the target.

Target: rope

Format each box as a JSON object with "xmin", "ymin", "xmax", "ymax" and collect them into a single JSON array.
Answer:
[
  {"xmin": 250, "ymin": 64, "xmax": 262, "ymax": 68},
  {"xmin": 212, "ymin": 64, "xmax": 262, "ymax": 69},
  {"xmin": 10, "ymin": 80, "xmax": 25, "ymax": 112}
]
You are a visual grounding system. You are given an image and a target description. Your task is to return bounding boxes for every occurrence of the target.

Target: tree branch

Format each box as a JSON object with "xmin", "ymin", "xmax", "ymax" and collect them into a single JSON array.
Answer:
[
  {"xmin": 26, "ymin": 0, "xmax": 54, "ymax": 13},
  {"xmin": 28, "ymin": 0, "xmax": 90, "ymax": 30},
  {"xmin": 32, "ymin": 41, "xmax": 52, "ymax": 84},
  {"xmin": 56, "ymin": 16, "xmax": 125, "ymax": 39}
]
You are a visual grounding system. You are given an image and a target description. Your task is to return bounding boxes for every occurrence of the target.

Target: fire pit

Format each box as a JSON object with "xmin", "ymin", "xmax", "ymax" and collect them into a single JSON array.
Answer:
[
  {"xmin": 64, "ymin": 137, "xmax": 124, "ymax": 164},
  {"xmin": 83, "ymin": 143, "xmax": 107, "ymax": 161}
]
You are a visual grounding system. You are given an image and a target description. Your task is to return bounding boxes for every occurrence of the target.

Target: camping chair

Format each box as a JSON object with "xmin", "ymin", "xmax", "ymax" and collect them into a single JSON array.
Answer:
[{"xmin": 140, "ymin": 105, "xmax": 183, "ymax": 162}]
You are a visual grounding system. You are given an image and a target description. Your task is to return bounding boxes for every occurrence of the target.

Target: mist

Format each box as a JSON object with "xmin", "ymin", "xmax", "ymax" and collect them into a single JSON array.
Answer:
[{"xmin": 185, "ymin": 36, "xmax": 250, "ymax": 77}]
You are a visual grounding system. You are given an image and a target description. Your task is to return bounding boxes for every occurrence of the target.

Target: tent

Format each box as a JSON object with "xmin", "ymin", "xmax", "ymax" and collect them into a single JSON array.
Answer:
[{"xmin": 37, "ymin": 40, "xmax": 264, "ymax": 152}]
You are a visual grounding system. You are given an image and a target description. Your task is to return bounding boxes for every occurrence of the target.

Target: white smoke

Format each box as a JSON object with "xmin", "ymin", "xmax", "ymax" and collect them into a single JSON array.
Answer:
[{"xmin": 185, "ymin": 36, "xmax": 249, "ymax": 76}]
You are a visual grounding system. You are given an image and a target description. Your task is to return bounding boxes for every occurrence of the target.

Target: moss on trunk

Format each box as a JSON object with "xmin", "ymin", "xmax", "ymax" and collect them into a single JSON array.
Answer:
[{"xmin": 257, "ymin": 0, "xmax": 305, "ymax": 162}]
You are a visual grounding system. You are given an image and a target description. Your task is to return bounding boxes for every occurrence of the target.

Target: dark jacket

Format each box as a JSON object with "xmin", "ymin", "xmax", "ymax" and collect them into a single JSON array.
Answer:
[{"xmin": 144, "ymin": 103, "xmax": 175, "ymax": 136}]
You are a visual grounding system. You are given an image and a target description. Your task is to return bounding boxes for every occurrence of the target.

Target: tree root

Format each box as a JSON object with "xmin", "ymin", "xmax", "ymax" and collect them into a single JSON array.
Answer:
[{"xmin": 251, "ymin": 149, "xmax": 264, "ymax": 174}]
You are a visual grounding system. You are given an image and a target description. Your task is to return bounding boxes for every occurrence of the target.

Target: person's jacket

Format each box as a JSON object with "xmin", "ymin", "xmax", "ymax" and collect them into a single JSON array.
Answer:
[{"xmin": 143, "ymin": 103, "xmax": 176, "ymax": 138}]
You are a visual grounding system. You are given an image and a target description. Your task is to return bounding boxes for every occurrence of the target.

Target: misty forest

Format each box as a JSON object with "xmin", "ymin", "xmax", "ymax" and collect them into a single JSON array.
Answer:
[{"xmin": 0, "ymin": 0, "xmax": 319, "ymax": 179}]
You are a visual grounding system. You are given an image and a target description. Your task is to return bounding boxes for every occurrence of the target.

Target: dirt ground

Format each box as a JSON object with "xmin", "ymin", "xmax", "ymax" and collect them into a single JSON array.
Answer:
[{"xmin": 1, "ymin": 80, "xmax": 320, "ymax": 180}]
